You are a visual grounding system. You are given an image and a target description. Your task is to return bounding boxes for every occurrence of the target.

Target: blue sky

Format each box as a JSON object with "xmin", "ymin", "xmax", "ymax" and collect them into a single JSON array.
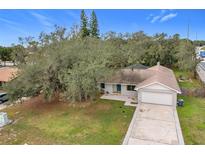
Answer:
[{"xmin": 0, "ymin": 9, "xmax": 204, "ymax": 46}]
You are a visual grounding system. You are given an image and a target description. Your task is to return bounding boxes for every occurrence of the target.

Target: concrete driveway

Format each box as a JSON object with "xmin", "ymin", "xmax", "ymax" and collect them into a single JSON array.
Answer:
[{"xmin": 123, "ymin": 103, "xmax": 184, "ymax": 145}]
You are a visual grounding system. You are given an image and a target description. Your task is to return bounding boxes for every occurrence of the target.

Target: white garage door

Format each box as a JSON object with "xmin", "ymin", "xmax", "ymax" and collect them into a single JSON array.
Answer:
[{"xmin": 141, "ymin": 91, "xmax": 173, "ymax": 106}]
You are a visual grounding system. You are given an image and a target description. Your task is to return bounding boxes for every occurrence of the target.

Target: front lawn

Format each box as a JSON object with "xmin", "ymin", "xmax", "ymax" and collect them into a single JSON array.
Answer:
[
  {"xmin": 0, "ymin": 96, "xmax": 135, "ymax": 144},
  {"xmin": 177, "ymin": 96, "xmax": 205, "ymax": 144}
]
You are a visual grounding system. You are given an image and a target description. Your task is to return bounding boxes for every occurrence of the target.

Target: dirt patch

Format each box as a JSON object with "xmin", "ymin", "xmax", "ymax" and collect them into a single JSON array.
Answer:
[
  {"xmin": 66, "ymin": 101, "xmax": 92, "ymax": 108},
  {"xmin": 0, "ymin": 90, "xmax": 6, "ymax": 93},
  {"xmin": 95, "ymin": 103, "xmax": 112, "ymax": 111},
  {"xmin": 85, "ymin": 103, "xmax": 112, "ymax": 115},
  {"xmin": 16, "ymin": 95, "xmax": 65, "ymax": 113},
  {"xmin": 5, "ymin": 95, "xmax": 93, "ymax": 114}
]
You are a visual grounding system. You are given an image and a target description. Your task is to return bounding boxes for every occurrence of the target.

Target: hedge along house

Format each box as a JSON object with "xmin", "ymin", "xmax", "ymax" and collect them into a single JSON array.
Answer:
[{"xmin": 99, "ymin": 63, "xmax": 181, "ymax": 107}]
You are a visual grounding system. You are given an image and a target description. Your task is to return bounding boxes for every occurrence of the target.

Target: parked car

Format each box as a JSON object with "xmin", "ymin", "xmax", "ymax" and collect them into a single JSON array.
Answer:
[{"xmin": 0, "ymin": 93, "xmax": 8, "ymax": 104}]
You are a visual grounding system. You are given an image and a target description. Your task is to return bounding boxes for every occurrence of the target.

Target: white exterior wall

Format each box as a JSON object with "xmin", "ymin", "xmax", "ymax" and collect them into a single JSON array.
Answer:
[
  {"xmin": 138, "ymin": 83, "xmax": 177, "ymax": 106},
  {"xmin": 100, "ymin": 83, "xmax": 137, "ymax": 97},
  {"xmin": 173, "ymin": 92, "xmax": 177, "ymax": 106},
  {"xmin": 104, "ymin": 84, "xmax": 113, "ymax": 94},
  {"xmin": 121, "ymin": 85, "xmax": 136, "ymax": 97}
]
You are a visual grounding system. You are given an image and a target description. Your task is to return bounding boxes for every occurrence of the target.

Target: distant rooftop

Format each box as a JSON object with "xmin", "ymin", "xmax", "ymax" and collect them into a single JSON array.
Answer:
[
  {"xmin": 0, "ymin": 67, "xmax": 18, "ymax": 82},
  {"xmin": 126, "ymin": 64, "xmax": 148, "ymax": 70}
]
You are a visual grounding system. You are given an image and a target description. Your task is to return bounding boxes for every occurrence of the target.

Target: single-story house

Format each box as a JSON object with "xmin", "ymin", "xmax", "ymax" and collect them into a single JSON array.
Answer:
[
  {"xmin": 99, "ymin": 63, "xmax": 181, "ymax": 107},
  {"xmin": 0, "ymin": 67, "xmax": 18, "ymax": 86}
]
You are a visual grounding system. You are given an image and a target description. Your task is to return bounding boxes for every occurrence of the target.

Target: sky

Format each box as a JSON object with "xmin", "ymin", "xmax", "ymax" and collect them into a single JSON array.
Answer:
[{"xmin": 0, "ymin": 9, "xmax": 204, "ymax": 46}]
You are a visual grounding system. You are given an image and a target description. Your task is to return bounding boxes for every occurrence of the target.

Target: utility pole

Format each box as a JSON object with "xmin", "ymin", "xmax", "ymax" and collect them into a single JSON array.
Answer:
[{"xmin": 187, "ymin": 22, "xmax": 190, "ymax": 41}]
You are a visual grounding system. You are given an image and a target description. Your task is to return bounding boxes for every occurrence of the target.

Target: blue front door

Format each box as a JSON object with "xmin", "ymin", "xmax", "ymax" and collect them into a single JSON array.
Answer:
[{"xmin": 117, "ymin": 84, "xmax": 121, "ymax": 92}]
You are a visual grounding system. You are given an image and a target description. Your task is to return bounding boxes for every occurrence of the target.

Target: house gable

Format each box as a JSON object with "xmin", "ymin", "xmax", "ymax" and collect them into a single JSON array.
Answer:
[
  {"xmin": 136, "ymin": 82, "xmax": 181, "ymax": 93},
  {"xmin": 142, "ymin": 82, "xmax": 171, "ymax": 90}
]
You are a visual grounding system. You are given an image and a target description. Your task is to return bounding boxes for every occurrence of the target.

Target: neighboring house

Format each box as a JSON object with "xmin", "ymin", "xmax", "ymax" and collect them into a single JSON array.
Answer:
[
  {"xmin": 0, "ymin": 61, "xmax": 15, "ymax": 67},
  {"xmin": 99, "ymin": 63, "xmax": 181, "ymax": 107},
  {"xmin": 125, "ymin": 63, "xmax": 149, "ymax": 70},
  {"xmin": 0, "ymin": 67, "xmax": 18, "ymax": 86}
]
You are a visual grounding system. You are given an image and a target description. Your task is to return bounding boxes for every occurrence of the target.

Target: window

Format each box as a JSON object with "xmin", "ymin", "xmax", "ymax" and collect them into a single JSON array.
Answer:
[
  {"xmin": 100, "ymin": 83, "xmax": 105, "ymax": 89},
  {"xmin": 127, "ymin": 85, "xmax": 136, "ymax": 91}
]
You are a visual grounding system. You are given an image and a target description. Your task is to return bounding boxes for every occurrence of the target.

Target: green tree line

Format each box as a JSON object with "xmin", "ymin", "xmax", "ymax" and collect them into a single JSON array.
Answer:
[{"xmin": 2, "ymin": 10, "xmax": 198, "ymax": 103}]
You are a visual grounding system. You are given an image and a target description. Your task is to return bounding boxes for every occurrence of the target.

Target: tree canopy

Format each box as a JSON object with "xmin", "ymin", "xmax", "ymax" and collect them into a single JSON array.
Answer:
[
  {"xmin": 90, "ymin": 10, "xmax": 99, "ymax": 38},
  {"xmin": 2, "ymin": 11, "xmax": 198, "ymax": 103},
  {"xmin": 80, "ymin": 10, "xmax": 89, "ymax": 38},
  {"xmin": 0, "ymin": 46, "xmax": 14, "ymax": 63}
]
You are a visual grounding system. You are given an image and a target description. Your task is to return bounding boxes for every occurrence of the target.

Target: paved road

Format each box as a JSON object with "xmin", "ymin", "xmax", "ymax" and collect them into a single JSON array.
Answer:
[
  {"xmin": 196, "ymin": 62, "xmax": 205, "ymax": 84},
  {"xmin": 196, "ymin": 45, "xmax": 205, "ymax": 52},
  {"xmin": 123, "ymin": 103, "xmax": 184, "ymax": 145}
]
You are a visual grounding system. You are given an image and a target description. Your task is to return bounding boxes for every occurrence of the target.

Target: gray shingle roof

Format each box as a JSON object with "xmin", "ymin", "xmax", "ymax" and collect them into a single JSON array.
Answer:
[
  {"xmin": 135, "ymin": 65, "xmax": 181, "ymax": 93},
  {"xmin": 101, "ymin": 64, "xmax": 181, "ymax": 93}
]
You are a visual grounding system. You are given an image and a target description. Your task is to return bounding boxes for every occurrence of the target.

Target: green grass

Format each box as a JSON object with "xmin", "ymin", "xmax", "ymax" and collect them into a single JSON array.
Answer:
[
  {"xmin": 0, "ymin": 98, "xmax": 135, "ymax": 145},
  {"xmin": 175, "ymin": 69, "xmax": 205, "ymax": 144},
  {"xmin": 177, "ymin": 96, "xmax": 205, "ymax": 144},
  {"xmin": 179, "ymin": 81, "xmax": 202, "ymax": 89},
  {"xmin": 174, "ymin": 69, "xmax": 203, "ymax": 89}
]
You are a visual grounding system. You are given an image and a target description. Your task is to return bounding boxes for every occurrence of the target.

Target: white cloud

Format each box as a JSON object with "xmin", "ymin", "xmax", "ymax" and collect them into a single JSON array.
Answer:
[
  {"xmin": 0, "ymin": 17, "xmax": 21, "ymax": 26},
  {"xmin": 149, "ymin": 9, "xmax": 166, "ymax": 23},
  {"xmin": 30, "ymin": 12, "xmax": 53, "ymax": 27},
  {"xmin": 160, "ymin": 13, "xmax": 178, "ymax": 22},
  {"xmin": 151, "ymin": 15, "xmax": 161, "ymax": 23},
  {"xmin": 65, "ymin": 10, "xmax": 79, "ymax": 21},
  {"xmin": 6, "ymin": 24, "xmax": 27, "ymax": 35},
  {"xmin": 146, "ymin": 13, "xmax": 153, "ymax": 20},
  {"xmin": 0, "ymin": 17, "xmax": 27, "ymax": 34},
  {"xmin": 147, "ymin": 10, "xmax": 177, "ymax": 23}
]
